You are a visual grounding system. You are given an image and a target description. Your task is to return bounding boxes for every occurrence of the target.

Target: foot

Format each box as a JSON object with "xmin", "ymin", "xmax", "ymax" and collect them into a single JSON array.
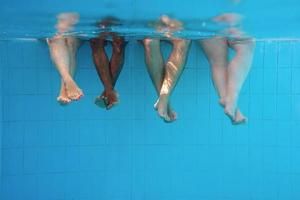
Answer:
[
  {"xmin": 154, "ymin": 94, "xmax": 172, "ymax": 122},
  {"xmin": 105, "ymin": 90, "xmax": 119, "ymax": 110},
  {"xmin": 95, "ymin": 91, "xmax": 108, "ymax": 108},
  {"xmin": 167, "ymin": 105, "xmax": 177, "ymax": 121},
  {"xmin": 223, "ymin": 95, "xmax": 238, "ymax": 122},
  {"xmin": 57, "ymin": 83, "xmax": 71, "ymax": 105},
  {"xmin": 64, "ymin": 78, "xmax": 83, "ymax": 100},
  {"xmin": 154, "ymin": 102, "xmax": 177, "ymax": 122},
  {"xmin": 232, "ymin": 110, "xmax": 247, "ymax": 125},
  {"xmin": 219, "ymin": 98, "xmax": 247, "ymax": 125}
]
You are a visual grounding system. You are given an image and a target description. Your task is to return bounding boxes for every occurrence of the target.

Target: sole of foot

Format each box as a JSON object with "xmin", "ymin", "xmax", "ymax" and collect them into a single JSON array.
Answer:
[{"xmin": 95, "ymin": 95, "xmax": 108, "ymax": 108}]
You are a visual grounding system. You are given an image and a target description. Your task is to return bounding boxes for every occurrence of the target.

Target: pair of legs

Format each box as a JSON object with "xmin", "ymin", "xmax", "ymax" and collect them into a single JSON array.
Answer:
[
  {"xmin": 48, "ymin": 36, "xmax": 83, "ymax": 104},
  {"xmin": 142, "ymin": 38, "xmax": 191, "ymax": 122},
  {"xmin": 90, "ymin": 34, "xmax": 126, "ymax": 109},
  {"xmin": 199, "ymin": 37, "xmax": 255, "ymax": 124}
]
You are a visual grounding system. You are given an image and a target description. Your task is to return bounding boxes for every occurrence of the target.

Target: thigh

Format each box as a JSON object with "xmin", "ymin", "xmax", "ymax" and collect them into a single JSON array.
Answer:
[{"xmin": 198, "ymin": 37, "xmax": 229, "ymax": 65}]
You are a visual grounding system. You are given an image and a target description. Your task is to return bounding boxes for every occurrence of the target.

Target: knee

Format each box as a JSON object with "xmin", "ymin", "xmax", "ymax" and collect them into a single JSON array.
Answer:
[
  {"xmin": 90, "ymin": 38, "xmax": 106, "ymax": 49},
  {"xmin": 175, "ymin": 39, "xmax": 191, "ymax": 48},
  {"xmin": 143, "ymin": 38, "xmax": 159, "ymax": 47},
  {"xmin": 112, "ymin": 38, "xmax": 126, "ymax": 53},
  {"xmin": 172, "ymin": 39, "xmax": 191, "ymax": 55},
  {"xmin": 234, "ymin": 38, "xmax": 256, "ymax": 54},
  {"xmin": 245, "ymin": 39, "xmax": 256, "ymax": 51}
]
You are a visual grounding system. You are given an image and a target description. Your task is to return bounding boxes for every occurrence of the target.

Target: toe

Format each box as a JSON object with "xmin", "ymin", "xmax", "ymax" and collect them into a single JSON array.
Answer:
[
  {"xmin": 171, "ymin": 112, "xmax": 177, "ymax": 121},
  {"xmin": 234, "ymin": 110, "xmax": 247, "ymax": 125},
  {"xmin": 168, "ymin": 110, "xmax": 177, "ymax": 121},
  {"xmin": 233, "ymin": 118, "xmax": 247, "ymax": 125},
  {"xmin": 106, "ymin": 103, "xmax": 113, "ymax": 110},
  {"xmin": 163, "ymin": 114, "xmax": 171, "ymax": 122},
  {"xmin": 57, "ymin": 97, "xmax": 71, "ymax": 105},
  {"xmin": 233, "ymin": 115, "xmax": 247, "ymax": 125}
]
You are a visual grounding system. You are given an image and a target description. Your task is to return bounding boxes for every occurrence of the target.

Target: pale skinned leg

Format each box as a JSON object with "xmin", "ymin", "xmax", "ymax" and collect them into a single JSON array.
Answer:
[
  {"xmin": 48, "ymin": 37, "xmax": 83, "ymax": 102},
  {"xmin": 225, "ymin": 39, "xmax": 255, "ymax": 121},
  {"xmin": 60, "ymin": 38, "xmax": 82, "ymax": 103},
  {"xmin": 49, "ymin": 38, "xmax": 71, "ymax": 104},
  {"xmin": 199, "ymin": 38, "xmax": 247, "ymax": 124}
]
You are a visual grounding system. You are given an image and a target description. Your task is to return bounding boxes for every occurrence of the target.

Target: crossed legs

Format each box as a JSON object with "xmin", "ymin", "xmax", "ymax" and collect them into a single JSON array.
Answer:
[
  {"xmin": 199, "ymin": 37, "xmax": 255, "ymax": 124},
  {"xmin": 142, "ymin": 38, "xmax": 190, "ymax": 122},
  {"xmin": 90, "ymin": 35, "xmax": 126, "ymax": 109},
  {"xmin": 48, "ymin": 36, "xmax": 83, "ymax": 104}
]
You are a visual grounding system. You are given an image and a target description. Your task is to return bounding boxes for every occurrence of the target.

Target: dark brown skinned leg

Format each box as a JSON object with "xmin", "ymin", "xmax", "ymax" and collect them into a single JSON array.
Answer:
[
  {"xmin": 109, "ymin": 36, "xmax": 126, "ymax": 86},
  {"xmin": 90, "ymin": 37, "xmax": 113, "ymax": 92}
]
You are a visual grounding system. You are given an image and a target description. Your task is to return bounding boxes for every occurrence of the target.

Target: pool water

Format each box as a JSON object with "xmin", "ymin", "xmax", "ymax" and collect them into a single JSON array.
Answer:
[{"xmin": 1, "ymin": 0, "xmax": 300, "ymax": 200}]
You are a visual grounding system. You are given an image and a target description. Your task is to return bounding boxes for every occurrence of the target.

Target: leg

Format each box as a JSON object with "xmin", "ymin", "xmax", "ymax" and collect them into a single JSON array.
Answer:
[
  {"xmin": 90, "ymin": 37, "xmax": 116, "ymax": 109},
  {"xmin": 142, "ymin": 39, "xmax": 165, "ymax": 94},
  {"xmin": 64, "ymin": 37, "xmax": 83, "ymax": 103},
  {"xmin": 66, "ymin": 37, "xmax": 82, "ymax": 77},
  {"xmin": 199, "ymin": 37, "xmax": 247, "ymax": 124},
  {"xmin": 142, "ymin": 38, "xmax": 177, "ymax": 121},
  {"xmin": 110, "ymin": 35, "xmax": 126, "ymax": 86},
  {"xmin": 48, "ymin": 36, "xmax": 83, "ymax": 102},
  {"xmin": 156, "ymin": 39, "xmax": 191, "ymax": 122},
  {"xmin": 199, "ymin": 38, "xmax": 228, "ymax": 102},
  {"xmin": 57, "ymin": 78, "xmax": 71, "ymax": 104},
  {"xmin": 225, "ymin": 39, "xmax": 255, "ymax": 121},
  {"xmin": 97, "ymin": 35, "xmax": 127, "ymax": 109}
]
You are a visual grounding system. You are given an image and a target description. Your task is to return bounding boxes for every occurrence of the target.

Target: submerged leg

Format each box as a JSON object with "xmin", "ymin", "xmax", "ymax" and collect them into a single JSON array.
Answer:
[
  {"xmin": 67, "ymin": 37, "xmax": 82, "ymax": 77},
  {"xmin": 57, "ymin": 79, "xmax": 71, "ymax": 104},
  {"xmin": 142, "ymin": 38, "xmax": 177, "ymax": 121},
  {"xmin": 199, "ymin": 38, "xmax": 228, "ymax": 102},
  {"xmin": 110, "ymin": 36, "xmax": 126, "ymax": 86},
  {"xmin": 96, "ymin": 35, "xmax": 126, "ymax": 109},
  {"xmin": 225, "ymin": 39, "xmax": 255, "ymax": 122},
  {"xmin": 155, "ymin": 39, "xmax": 191, "ymax": 122},
  {"xmin": 90, "ymin": 37, "xmax": 116, "ymax": 109},
  {"xmin": 48, "ymin": 37, "xmax": 83, "ymax": 102},
  {"xmin": 199, "ymin": 37, "xmax": 246, "ymax": 124}
]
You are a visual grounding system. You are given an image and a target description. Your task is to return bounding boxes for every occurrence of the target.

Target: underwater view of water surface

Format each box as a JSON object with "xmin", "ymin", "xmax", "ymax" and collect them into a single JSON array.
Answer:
[{"xmin": 1, "ymin": 0, "xmax": 300, "ymax": 200}]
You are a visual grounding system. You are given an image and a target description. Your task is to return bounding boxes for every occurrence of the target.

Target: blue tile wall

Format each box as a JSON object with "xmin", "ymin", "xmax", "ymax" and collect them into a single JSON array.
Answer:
[
  {"xmin": 0, "ymin": 41, "xmax": 3, "ymax": 196},
  {"xmin": 0, "ymin": 39, "xmax": 300, "ymax": 200}
]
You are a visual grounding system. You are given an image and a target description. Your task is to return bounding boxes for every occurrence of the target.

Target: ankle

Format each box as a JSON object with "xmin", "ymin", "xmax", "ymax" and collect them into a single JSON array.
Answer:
[
  {"xmin": 159, "ymin": 94, "xmax": 170, "ymax": 102},
  {"xmin": 63, "ymin": 76, "xmax": 74, "ymax": 84},
  {"xmin": 104, "ymin": 87, "xmax": 114, "ymax": 93}
]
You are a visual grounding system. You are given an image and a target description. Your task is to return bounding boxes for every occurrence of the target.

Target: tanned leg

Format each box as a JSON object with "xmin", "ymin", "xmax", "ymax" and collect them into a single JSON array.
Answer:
[
  {"xmin": 155, "ymin": 39, "xmax": 191, "ymax": 122},
  {"xmin": 142, "ymin": 38, "xmax": 177, "ymax": 121}
]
